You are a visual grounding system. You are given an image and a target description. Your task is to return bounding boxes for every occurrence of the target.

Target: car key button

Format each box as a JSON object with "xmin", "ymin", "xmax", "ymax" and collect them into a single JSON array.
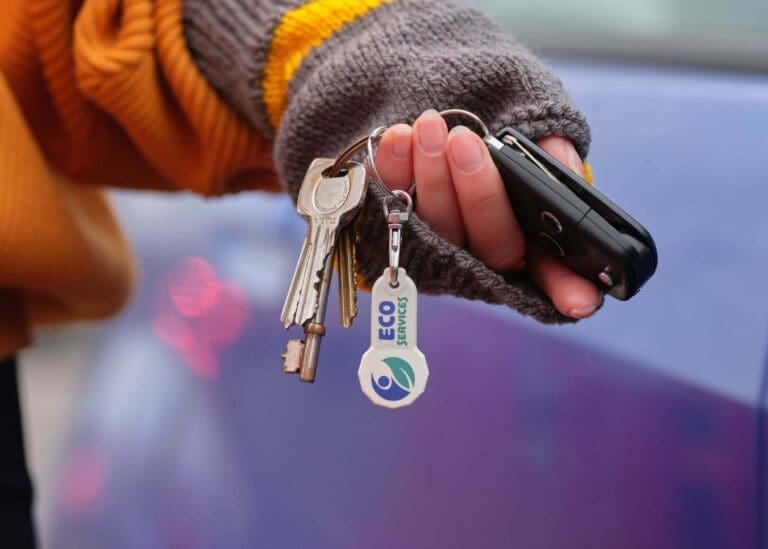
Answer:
[
  {"xmin": 598, "ymin": 267, "xmax": 615, "ymax": 287},
  {"xmin": 538, "ymin": 232, "xmax": 565, "ymax": 257},
  {"xmin": 540, "ymin": 211, "xmax": 563, "ymax": 234}
]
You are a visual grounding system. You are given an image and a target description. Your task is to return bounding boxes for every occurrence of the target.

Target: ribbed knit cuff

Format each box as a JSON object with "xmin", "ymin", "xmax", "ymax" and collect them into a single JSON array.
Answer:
[{"xmin": 184, "ymin": 0, "xmax": 591, "ymax": 323}]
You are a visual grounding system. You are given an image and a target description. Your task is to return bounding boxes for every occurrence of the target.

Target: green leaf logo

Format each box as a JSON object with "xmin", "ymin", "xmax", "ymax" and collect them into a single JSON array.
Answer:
[{"xmin": 382, "ymin": 357, "xmax": 415, "ymax": 390}]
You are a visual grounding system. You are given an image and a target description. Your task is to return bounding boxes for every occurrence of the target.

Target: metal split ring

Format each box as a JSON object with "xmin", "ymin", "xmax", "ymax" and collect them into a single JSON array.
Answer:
[
  {"xmin": 327, "ymin": 109, "xmax": 491, "ymax": 288},
  {"xmin": 366, "ymin": 110, "xmax": 489, "ymax": 197},
  {"xmin": 327, "ymin": 134, "xmax": 371, "ymax": 177},
  {"xmin": 365, "ymin": 126, "xmax": 419, "ymax": 201},
  {"xmin": 366, "ymin": 126, "xmax": 393, "ymax": 196},
  {"xmin": 438, "ymin": 109, "xmax": 490, "ymax": 137},
  {"xmin": 330, "ymin": 108, "xmax": 489, "ymax": 191}
]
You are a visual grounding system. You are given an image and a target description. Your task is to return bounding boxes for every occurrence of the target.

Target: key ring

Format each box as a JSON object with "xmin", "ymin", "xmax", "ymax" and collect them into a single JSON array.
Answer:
[
  {"xmin": 331, "ymin": 108, "xmax": 490, "ymax": 216},
  {"xmin": 367, "ymin": 110, "xmax": 488, "ymax": 200},
  {"xmin": 331, "ymin": 108, "xmax": 489, "ymax": 175},
  {"xmin": 327, "ymin": 109, "xmax": 490, "ymax": 289},
  {"xmin": 438, "ymin": 109, "xmax": 490, "ymax": 137},
  {"xmin": 328, "ymin": 126, "xmax": 414, "ymax": 210},
  {"xmin": 366, "ymin": 127, "xmax": 417, "ymax": 202},
  {"xmin": 366, "ymin": 126, "xmax": 390, "ymax": 195},
  {"xmin": 328, "ymin": 134, "xmax": 372, "ymax": 177}
]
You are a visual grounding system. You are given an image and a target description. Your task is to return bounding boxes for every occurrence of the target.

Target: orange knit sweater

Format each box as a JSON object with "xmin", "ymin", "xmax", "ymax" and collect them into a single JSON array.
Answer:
[{"xmin": 0, "ymin": 0, "xmax": 277, "ymax": 357}]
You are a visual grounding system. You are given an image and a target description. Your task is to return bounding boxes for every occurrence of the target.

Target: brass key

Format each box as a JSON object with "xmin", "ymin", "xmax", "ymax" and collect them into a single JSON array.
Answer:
[{"xmin": 336, "ymin": 225, "xmax": 358, "ymax": 328}]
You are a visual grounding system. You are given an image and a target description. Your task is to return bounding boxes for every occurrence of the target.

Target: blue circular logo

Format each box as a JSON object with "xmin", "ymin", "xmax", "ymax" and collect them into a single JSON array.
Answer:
[{"xmin": 371, "ymin": 357, "xmax": 416, "ymax": 402}]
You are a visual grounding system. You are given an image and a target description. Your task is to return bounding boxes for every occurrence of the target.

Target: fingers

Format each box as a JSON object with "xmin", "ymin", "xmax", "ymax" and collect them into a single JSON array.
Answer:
[
  {"xmin": 536, "ymin": 136, "xmax": 584, "ymax": 178},
  {"xmin": 376, "ymin": 115, "xmax": 465, "ymax": 246},
  {"xmin": 412, "ymin": 111, "xmax": 465, "ymax": 246},
  {"xmin": 446, "ymin": 126, "xmax": 526, "ymax": 272},
  {"xmin": 378, "ymin": 119, "xmax": 601, "ymax": 319},
  {"xmin": 375, "ymin": 124, "xmax": 413, "ymax": 192},
  {"xmin": 528, "ymin": 248, "xmax": 602, "ymax": 318}
]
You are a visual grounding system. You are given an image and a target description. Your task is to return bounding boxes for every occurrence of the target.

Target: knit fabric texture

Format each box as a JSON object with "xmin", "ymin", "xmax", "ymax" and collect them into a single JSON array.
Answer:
[{"xmin": 184, "ymin": 0, "xmax": 592, "ymax": 323}]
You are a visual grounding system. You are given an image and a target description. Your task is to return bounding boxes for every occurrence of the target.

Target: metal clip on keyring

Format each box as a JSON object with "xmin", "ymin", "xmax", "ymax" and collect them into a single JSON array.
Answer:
[
  {"xmin": 363, "ymin": 126, "xmax": 414, "ymax": 287},
  {"xmin": 383, "ymin": 190, "xmax": 412, "ymax": 287}
]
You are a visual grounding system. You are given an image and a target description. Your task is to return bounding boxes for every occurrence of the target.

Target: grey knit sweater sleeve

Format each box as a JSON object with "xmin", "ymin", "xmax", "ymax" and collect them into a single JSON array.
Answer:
[{"xmin": 183, "ymin": 0, "xmax": 591, "ymax": 324}]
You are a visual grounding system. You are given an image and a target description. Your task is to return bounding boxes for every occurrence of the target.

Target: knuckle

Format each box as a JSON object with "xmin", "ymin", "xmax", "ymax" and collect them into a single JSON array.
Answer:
[
  {"xmin": 461, "ymin": 179, "xmax": 503, "ymax": 210},
  {"xmin": 415, "ymin": 169, "xmax": 448, "ymax": 194},
  {"xmin": 482, "ymin": 242, "xmax": 526, "ymax": 272}
]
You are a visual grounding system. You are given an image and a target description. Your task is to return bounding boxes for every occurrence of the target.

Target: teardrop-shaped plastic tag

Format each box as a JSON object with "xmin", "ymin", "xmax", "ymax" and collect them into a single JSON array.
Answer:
[{"xmin": 358, "ymin": 269, "xmax": 428, "ymax": 409}]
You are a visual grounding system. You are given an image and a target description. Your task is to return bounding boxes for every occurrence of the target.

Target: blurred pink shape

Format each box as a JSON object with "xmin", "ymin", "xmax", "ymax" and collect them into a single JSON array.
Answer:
[
  {"xmin": 168, "ymin": 257, "xmax": 220, "ymax": 318},
  {"xmin": 153, "ymin": 257, "xmax": 251, "ymax": 380},
  {"xmin": 196, "ymin": 282, "xmax": 249, "ymax": 346},
  {"xmin": 57, "ymin": 446, "xmax": 107, "ymax": 519},
  {"xmin": 180, "ymin": 343, "xmax": 220, "ymax": 379},
  {"xmin": 152, "ymin": 313, "xmax": 194, "ymax": 350}
]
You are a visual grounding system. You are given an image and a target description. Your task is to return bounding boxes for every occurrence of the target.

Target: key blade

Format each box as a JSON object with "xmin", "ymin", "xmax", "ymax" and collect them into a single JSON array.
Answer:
[
  {"xmin": 280, "ymin": 227, "xmax": 314, "ymax": 328},
  {"xmin": 299, "ymin": 253, "xmax": 334, "ymax": 383},
  {"xmin": 295, "ymin": 222, "xmax": 338, "ymax": 326},
  {"xmin": 337, "ymin": 226, "xmax": 358, "ymax": 328}
]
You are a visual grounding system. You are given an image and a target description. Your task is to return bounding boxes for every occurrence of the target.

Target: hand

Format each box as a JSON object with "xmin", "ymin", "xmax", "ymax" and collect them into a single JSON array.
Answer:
[{"xmin": 375, "ymin": 110, "xmax": 602, "ymax": 319}]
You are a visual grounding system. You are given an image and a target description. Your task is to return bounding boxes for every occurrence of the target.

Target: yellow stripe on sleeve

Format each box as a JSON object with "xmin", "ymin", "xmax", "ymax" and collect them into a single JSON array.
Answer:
[
  {"xmin": 583, "ymin": 162, "xmax": 594, "ymax": 186},
  {"xmin": 263, "ymin": 0, "xmax": 392, "ymax": 130}
]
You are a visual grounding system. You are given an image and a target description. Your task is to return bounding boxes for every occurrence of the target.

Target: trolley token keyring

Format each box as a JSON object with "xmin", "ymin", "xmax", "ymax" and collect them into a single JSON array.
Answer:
[{"xmin": 358, "ymin": 187, "xmax": 429, "ymax": 409}]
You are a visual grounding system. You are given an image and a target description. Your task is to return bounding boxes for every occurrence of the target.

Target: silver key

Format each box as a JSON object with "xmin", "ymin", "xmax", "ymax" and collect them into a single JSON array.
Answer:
[
  {"xmin": 280, "ymin": 158, "xmax": 367, "ymax": 381},
  {"xmin": 280, "ymin": 158, "xmax": 366, "ymax": 328},
  {"xmin": 336, "ymin": 225, "xmax": 358, "ymax": 328}
]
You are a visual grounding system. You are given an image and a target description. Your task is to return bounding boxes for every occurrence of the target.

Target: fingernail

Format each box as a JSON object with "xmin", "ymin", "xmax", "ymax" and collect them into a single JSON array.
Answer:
[
  {"xmin": 392, "ymin": 126, "xmax": 411, "ymax": 160},
  {"xmin": 417, "ymin": 110, "xmax": 447, "ymax": 155},
  {"xmin": 564, "ymin": 143, "xmax": 585, "ymax": 177},
  {"xmin": 449, "ymin": 126, "xmax": 484, "ymax": 174},
  {"xmin": 568, "ymin": 305, "xmax": 597, "ymax": 319}
]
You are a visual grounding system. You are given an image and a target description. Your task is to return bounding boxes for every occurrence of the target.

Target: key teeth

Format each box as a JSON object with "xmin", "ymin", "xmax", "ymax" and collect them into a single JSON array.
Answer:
[
  {"xmin": 347, "ymin": 239, "xmax": 359, "ymax": 325},
  {"xmin": 293, "ymin": 247, "xmax": 331, "ymax": 328},
  {"xmin": 349, "ymin": 258, "xmax": 358, "ymax": 322},
  {"xmin": 282, "ymin": 340, "xmax": 305, "ymax": 373},
  {"xmin": 301, "ymin": 250, "xmax": 331, "ymax": 324}
]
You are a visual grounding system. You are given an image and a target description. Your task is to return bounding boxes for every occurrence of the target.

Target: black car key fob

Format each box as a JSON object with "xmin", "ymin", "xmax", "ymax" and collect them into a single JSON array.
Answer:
[{"xmin": 484, "ymin": 127, "xmax": 657, "ymax": 300}]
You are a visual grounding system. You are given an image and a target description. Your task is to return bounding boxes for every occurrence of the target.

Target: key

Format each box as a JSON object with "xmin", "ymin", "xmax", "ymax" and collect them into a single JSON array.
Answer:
[
  {"xmin": 280, "ymin": 158, "xmax": 366, "ymax": 328},
  {"xmin": 280, "ymin": 158, "xmax": 367, "ymax": 381},
  {"xmin": 336, "ymin": 224, "xmax": 358, "ymax": 328}
]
